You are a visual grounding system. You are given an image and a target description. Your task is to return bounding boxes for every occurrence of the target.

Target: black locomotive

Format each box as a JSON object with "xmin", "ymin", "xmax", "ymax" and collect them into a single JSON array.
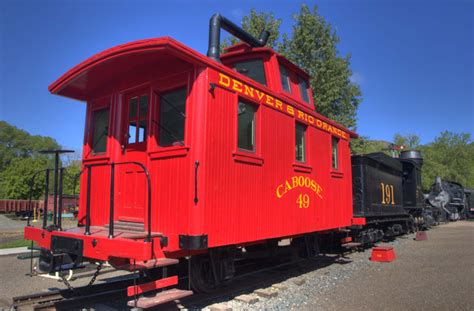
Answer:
[
  {"xmin": 428, "ymin": 177, "xmax": 471, "ymax": 221},
  {"xmin": 350, "ymin": 150, "xmax": 430, "ymax": 244}
]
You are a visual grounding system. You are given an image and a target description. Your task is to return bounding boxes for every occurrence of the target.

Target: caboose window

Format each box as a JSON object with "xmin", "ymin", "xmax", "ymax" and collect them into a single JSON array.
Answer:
[
  {"xmin": 332, "ymin": 137, "xmax": 339, "ymax": 169},
  {"xmin": 91, "ymin": 108, "xmax": 109, "ymax": 154},
  {"xmin": 234, "ymin": 59, "xmax": 267, "ymax": 86},
  {"xmin": 279, "ymin": 65, "xmax": 291, "ymax": 93},
  {"xmin": 237, "ymin": 100, "xmax": 256, "ymax": 152},
  {"xmin": 298, "ymin": 76, "xmax": 310, "ymax": 103},
  {"xmin": 127, "ymin": 94, "xmax": 148, "ymax": 145},
  {"xmin": 158, "ymin": 88, "xmax": 187, "ymax": 147},
  {"xmin": 295, "ymin": 123, "xmax": 306, "ymax": 162}
]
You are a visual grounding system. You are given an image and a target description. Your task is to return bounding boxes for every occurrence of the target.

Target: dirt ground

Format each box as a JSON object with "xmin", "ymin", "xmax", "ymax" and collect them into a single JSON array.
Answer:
[
  {"xmin": 0, "ymin": 256, "xmax": 132, "ymax": 309},
  {"xmin": 0, "ymin": 214, "xmax": 77, "ymax": 244},
  {"xmin": 303, "ymin": 221, "xmax": 474, "ymax": 311}
]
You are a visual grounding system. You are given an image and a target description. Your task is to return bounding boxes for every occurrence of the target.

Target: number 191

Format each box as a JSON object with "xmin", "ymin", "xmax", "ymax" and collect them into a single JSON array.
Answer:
[{"xmin": 380, "ymin": 182, "xmax": 395, "ymax": 205}]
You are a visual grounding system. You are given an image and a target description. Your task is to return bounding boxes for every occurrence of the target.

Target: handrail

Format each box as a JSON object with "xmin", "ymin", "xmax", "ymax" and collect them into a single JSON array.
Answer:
[
  {"xmin": 57, "ymin": 168, "xmax": 64, "ymax": 230},
  {"xmin": 26, "ymin": 169, "xmax": 50, "ymax": 227},
  {"xmin": 72, "ymin": 170, "xmax": 84, "ymax": 214},
  {"xmin": 38, "ymin": 149, "xmax": 74, "ymax": 229},
  {"xmin": 43, "ymin": 169, "xmax": 50, "ymax": 229},
  {"xmin": 83, "ymin": 161, "xmax": 152, "ymax": 242}
]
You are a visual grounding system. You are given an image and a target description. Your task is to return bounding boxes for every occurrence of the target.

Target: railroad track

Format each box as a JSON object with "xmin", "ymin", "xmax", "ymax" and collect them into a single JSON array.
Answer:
[
  {"xmin": 12, "ymin": 277, "xmax": 135, "ymax": 310},
  {"xmin": 178, "ymin": 254, "xmax": 347, "ymax": 309},
  {"xmin": 11, "ymin": 248, "xmax": 350, "ymax": 310}
]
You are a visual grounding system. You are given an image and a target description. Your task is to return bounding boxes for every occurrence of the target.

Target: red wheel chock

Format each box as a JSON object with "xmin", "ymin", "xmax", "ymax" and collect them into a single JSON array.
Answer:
[
  {"xmin": 370, "ymin": 246, "xmax": 396, "ymax": 262},
  {"xmin": 415, "ymin": 231, "xmax": 428, "ymax": 241}
]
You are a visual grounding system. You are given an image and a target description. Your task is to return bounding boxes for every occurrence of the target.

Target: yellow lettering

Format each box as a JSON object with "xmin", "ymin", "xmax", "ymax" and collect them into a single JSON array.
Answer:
[
  {"xmin": 265, "ymin": 95, "xmax": 274, "ymax": 106},
  {"xmin": 218, "ymin": 73, "xmax": 230, "ymax": 87},
  {"xmin": 291, "ymin": 176, "xmax": 299, "ymax": 189},
  {"xmin": 287, "ymin": 105, "xmax": 294, "ymax": 116},
  {"xmin": 297, "ymin": 110, "xmax": 304, "ymax": 120},
  {"xmin": 311, "ymin": 180, "xmax": 317, "ymax": 192},
  {"xmin": 276, "ymin": 185, "xmax": 284, "ymax": 198},
  {"xmin": 244, "ymin": 85, "xmax": 254, "ymax": 97},
  {"xmin": 232, "ymin": 80, "xmax": 243, "ymax": 92},
  {"xmin": 275, "ymin": 99, "xmax": 283, "ymax": 110},
  {"xmin": 316, "ymin": 119, "xmax": 322, "ymax": 128},
  {"xmin": 308, "ymin": 115, "xmax": 315, "ymax": 124},
  {"xmin": 285, "ymin": 181, "xmax": 292, "ymax": 193},
  {"xmin": 255, "ymin": 90, "xmax": 265, "ymax": 101},
  {"xmin": 276, "ymin": 176, "xmax": 324, "ymax": 201},
  {"xmin": 315, "ymin": 185, "xmax": 323, "ymax": 199}
]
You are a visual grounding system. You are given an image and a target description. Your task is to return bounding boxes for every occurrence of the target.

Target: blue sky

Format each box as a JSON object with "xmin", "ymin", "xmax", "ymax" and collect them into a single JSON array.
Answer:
[{"xmin": 1, "ymin": 0, "xmax": 472, "ymax": 151}]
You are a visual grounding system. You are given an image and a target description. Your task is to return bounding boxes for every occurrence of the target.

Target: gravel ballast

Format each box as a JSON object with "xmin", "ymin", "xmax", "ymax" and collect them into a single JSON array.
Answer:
[{"xmin": 200, "ymin": 221, "xmax": 473, "ymax": 311}]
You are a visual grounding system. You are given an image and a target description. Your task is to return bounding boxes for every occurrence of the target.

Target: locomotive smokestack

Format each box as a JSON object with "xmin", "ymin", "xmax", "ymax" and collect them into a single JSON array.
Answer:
[
  {"xmin": 207, "ymin": 13, "xmax": 270, "ymax": 62},
  {"xmin": 400, "ymin": 150, "xmax": 423, "ymax": 167}
]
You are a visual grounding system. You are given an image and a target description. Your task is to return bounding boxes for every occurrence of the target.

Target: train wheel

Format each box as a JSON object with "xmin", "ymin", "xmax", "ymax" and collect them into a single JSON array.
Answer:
[{"xmin": 190, "ymin": 254, "xmax": 219, "ymax": 293}]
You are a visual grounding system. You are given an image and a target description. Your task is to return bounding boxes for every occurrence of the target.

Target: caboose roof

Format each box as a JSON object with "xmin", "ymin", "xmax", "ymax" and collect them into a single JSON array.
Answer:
[
  {"xmin": 49, "ymin": 37, "xmax": 357, "ymax": 138},
  {"xmin": 48, "ymin": 37, "xmax": 211, "ymax": 101}
]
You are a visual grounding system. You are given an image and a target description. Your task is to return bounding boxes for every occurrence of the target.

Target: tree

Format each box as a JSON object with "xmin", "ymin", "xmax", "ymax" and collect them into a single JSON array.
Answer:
[
  {"xmin": 0, "ymin": 121, "xmax": 60, "ymax": 171},
  {"xmin": 222, "ymin": 9, "xmax": 282, "ymax": 50},
  {"xmin": 419, "ymin": 132, "xmax": 474, "ymax": 190},
  {"xmin": 0, "ymin": 121, "xmax": 82, "ymax": 199},
  {"xmin": 62, "ymin": 160, "xmax": 82, "ymax": 196},
  {"xmin": 393, "ymin": 133, "xmax": 421, "ymax": 150},
  {"xmin": 0, "ymin": 157, "xmax": 49, "ymax": 199},
  {"xmin": 279, "ymin": 5, "xmax": 361, "ymax": 129},
  {"xmin": 223, "ymin": 6, "xmax": 362, "ymax": 130},
  {"xmin": 350, "ymin": 136, "xmax": 391, "ymax": 155}
]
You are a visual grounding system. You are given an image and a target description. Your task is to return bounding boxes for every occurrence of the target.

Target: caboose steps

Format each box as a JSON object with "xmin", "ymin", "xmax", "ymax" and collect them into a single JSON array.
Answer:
[
  {"xmin": 105, "ymin": 220, "xmax": 145, "ymax": 232},
  {"xmin": 127, "ymin": 288, "xmax": 193, "ymax": 309},
  {"xmin": 114, "ymin": 258, "xmax": 179, "ymax": 271},
  {"xmin": 63, "ymin": 226, "xmax": 162, "ymax": 239}
]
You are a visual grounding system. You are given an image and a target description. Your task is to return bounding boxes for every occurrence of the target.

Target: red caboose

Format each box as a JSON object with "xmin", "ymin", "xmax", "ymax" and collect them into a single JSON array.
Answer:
[{"xmin": 25, "ymin": 14, "xmax": 357, "ymax": 305}]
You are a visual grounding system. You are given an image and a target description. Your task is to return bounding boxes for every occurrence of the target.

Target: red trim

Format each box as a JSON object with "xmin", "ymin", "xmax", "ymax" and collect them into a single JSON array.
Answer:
[
  {"xmin": 292, "ymin": 163, "xmax": 312, "ymax": 173},
  {"xmin": 232, "ymin": 151, "xmax": 264, "ymax": 165},
  {"xmin": 24, "ymin": 227, "xmax": 156, "ymax": 261},
  {"xmin": 127, "ymin": 276, "xmax": 178, "ymax": 296},
  {"xmin": 149, "ymin": 146, "xmax": 190, "ymax": 159},
  {"xmin": 330, "ymin": 171, "xmax": 344, "ymax": 178},
  {"xmin": 351, "ymin": 217, "xmax": 366, "ymax": 226}
]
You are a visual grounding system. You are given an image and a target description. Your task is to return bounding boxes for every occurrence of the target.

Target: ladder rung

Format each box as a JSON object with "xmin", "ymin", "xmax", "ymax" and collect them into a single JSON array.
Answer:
[
  {"xmin": 127, "ymin": 288, "xmax": 193, "ymax": 308},
  {"xmin": 127, "ymin": 276, "xmax": 178, "ymax": 296}
]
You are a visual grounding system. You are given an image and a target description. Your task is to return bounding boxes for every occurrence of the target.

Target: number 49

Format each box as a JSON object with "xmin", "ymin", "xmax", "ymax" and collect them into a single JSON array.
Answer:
[{"xmin": 297, "ymin": 194, "xmax": 310, "ymax": 208}]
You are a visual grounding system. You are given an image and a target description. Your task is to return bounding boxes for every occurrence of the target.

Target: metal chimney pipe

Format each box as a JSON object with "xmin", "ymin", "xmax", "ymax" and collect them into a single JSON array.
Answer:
[{"xmin": 207, "ymin": 13, "xmax": 270, "ymax": 62}]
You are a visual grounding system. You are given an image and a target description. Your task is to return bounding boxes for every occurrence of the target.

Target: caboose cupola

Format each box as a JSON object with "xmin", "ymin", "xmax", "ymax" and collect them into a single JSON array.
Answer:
[{"xmin": 220, "ymin": 43, "xmax": 314, "ymax": 107}]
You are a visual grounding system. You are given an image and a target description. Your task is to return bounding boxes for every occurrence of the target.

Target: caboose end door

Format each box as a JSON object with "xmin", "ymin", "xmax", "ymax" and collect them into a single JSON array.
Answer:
[{"xmin": 117, "ymin": 90, "xmax": 150, "ymax": 223}]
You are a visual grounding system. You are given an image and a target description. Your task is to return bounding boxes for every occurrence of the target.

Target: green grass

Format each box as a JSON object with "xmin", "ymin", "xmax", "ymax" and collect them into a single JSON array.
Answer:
[{"xmin": 0, "ymin": 239, "xmax": 33, "ymax": 249}]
